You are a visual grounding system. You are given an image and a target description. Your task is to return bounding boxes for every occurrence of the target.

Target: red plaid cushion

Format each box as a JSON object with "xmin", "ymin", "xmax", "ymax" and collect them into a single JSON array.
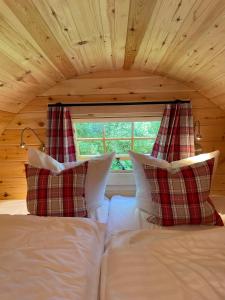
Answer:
[
  {"xmin": 25, "ymin": 162, "xmax": 88, "ymax": 217},
  {"xmin": 143, "ymin": 158, "xmax": 223, "ymax": 226}
]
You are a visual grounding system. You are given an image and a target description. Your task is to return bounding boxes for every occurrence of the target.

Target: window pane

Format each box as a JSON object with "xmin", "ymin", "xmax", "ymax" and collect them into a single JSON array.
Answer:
[
  {"xmin": 78, "ymin": 140, "xmax": 104, "ymax": 155},
  {"xmin": 105, "ymin": 122, "xmax": 131, "ymax": 138},
  {"xmin": 133, "ymin": 139, "xmax": 155, "ymax": 154},
  {"xmin": 106, "ymin": 140, "xmax": 131, "ymax": 154},
  {"xmin": 111, "ymin": 159, "xmax": 133, "ymax": 170},
  {"xmin": 75, "ymin": 122, "xmax": 103, "ymax": 138},
  {"xmin": 134, "ymin": 121, "xmax": 160, "ymax": 137}
]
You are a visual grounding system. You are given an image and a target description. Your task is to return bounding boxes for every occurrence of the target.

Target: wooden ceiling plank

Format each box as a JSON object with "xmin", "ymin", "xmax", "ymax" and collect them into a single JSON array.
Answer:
[
  {"xmin": 0, "ymin": 1, "xmax": 64, "ymax": 85},
  {"xmin": 33, "ymin": 0, "xmax": 90, "ymax": 74},
  {"xmin": 166, "ymin": 3, "xmax": 225, "ymax": 82},
  {"xmin": 0, "ymin": 51, "xmax": 35, "ymax": 83},
  {"xmin": 91, "ymin": 0, "xmax": 113, "ymax": 69},
  {"xmin": 66, "ymin": 0, "xmax": 113, "ymax": 71},
  {"xmin": 5, "ymin": 0, "xmax": 78, "ymax": 78},
  {"xmin": 124, "ymin": 0, "xmax": 157, "ymax": 69},
  {"xmin": 154, "ymin": 0, "xmax": 225, "ymax": 75},
  {"xmin": 65, "ymin": 0, "xmax": 105, "ymax": 72},
  {"xmin": 68, "ymin": 0, "xmax": 112, "ymax": 71},
  {"xmin": 107, "ymin": 0, "xmax": 130, "ymax": 69},
  {"xmin": 136, "ymin": 0, "xmax": 196, "ymax": 72},
  {"xmin": 185, "ymin": 49, "xmax": 225, "ymax": 88}
]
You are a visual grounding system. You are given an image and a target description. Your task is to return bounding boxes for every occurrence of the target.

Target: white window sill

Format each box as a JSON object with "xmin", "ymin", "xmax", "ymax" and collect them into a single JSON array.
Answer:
[{"xmin": 107, "ymin": 172, "xmax": 135, "ymax": 186}]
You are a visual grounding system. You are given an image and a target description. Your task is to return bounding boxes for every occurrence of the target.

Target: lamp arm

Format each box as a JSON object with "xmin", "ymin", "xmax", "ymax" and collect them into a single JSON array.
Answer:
[{"xmin": 20, "ymin": 127, "xmax": 45, "ymax": 150}]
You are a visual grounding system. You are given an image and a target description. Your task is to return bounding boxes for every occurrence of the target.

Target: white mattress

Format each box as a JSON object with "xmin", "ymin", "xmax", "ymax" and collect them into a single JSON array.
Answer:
[
  {"xmin": 107, "ymin": 194, "xmax": 225, "ymax": 238},
  {"xmin": 0, "ymin": 198, "xmax": 110, "ymax": 223}
]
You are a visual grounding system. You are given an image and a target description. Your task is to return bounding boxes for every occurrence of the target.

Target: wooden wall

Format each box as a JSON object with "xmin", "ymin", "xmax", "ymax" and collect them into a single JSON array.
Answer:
[{"xmin": 0, "ymin": 71, "xmax": 225, "ymax": 200}]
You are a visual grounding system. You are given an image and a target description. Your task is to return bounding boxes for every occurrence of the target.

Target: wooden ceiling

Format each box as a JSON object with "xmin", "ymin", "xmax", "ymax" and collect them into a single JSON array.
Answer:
[{"xmin": 0, "ymin": 0, "xmax": 225, "ymax": 116}]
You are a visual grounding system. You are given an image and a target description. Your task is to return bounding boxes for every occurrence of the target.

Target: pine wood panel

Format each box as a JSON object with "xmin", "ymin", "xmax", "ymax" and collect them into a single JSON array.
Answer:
[
  {"xmin": 0, "ymin": 176, "xmax": 27, "ymax": 199},
  {"xmin": 0, "ymin": 146, "xmax": 29, "ymax": 161},
  {"xmin": 134, "ymin": 0, "xmax": 197, "ymax": 72},
  {"xmin": 0, "ymin": 1, "xmax": 225, "ymax": 112},
  {"xmin": 20, "ymin": 92, "xmax": 214, "ymax": 113},
  {"xmin": 5, "ymin": 0, "xmax": 78, "ymax": 78},
  {"xmin": 0, "ymin": 111, "xmax": 15, "ymax": 135},
  {"xmin": 0, "ymin": 161, "xmax": 25, "ymax": 178},
  {"xmin": 42, "ymin": 75, "xmax": 195, "ymax": 96},
  {"xmin": 124, "ymin": 0, "xmax": 157, "ymax": 69},
  {"xmin": 107, "ymin": 0, "xmax": 130, "ymax": 69}
]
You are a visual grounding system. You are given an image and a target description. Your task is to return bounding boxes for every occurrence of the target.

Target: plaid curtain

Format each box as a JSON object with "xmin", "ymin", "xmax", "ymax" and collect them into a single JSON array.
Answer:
[
  {"xmin": 151, "ymin": 103, "xmax": 195, "ymax": 162},
  {"xmin": 46, "ymin": 106, "xmax": 76, "ymax": 162}
]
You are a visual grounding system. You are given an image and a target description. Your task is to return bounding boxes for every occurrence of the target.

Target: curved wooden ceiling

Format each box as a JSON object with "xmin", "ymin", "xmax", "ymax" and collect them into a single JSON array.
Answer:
[{"xmin": 0, "ymin": 0, "xmax": 225, "ymax": 115}]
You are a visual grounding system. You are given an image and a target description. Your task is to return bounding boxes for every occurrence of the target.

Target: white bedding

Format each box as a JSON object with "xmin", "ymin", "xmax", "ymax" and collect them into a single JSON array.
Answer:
[
  {"xmin": 107, "ymin": 195, "xmax": 225, "ymax": 238},
  {"xmin": 101, "ymin": 227, "xmax": 225, "ymax": 300},
  {"xmin": 0, "ymin": 215, "xmax": 106, "ymax": 300},
  {"xmin": 102, "ymin": 195, "xmax": 225, "ymax": 299}
]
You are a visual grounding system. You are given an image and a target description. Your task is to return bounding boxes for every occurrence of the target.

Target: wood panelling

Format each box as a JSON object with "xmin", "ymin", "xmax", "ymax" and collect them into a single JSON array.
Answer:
[
  {"xmin": 0, "ymin": 1, "xmax": 225, "ymax": 113},
  {"xmin": 0, "ymin": 111, "xmax": 15, "ymax": 135},
  {"xmin": 42, "ymin": 74, "xmax": 195, "ymax": 96},
  {"xmin": 0, "ymin": 72, "xmax": 225, "ymax": 200},
  {"xmin": 124, "ymin": 0, "xmax": 156, "ymax": 69}
]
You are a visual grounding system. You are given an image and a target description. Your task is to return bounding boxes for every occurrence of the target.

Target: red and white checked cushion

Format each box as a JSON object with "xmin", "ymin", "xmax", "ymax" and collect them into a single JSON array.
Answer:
[
  {"xmin": 143, "ymin": 158, "xmax": 223, "ymax": 226},
  {"xmin": 25, "ymin": 162, "xmax": 88, "ymax": 217}
]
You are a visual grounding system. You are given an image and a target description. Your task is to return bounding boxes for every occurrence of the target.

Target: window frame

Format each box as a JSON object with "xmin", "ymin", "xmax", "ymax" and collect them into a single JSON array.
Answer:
[{"xmin": 73, "ymin": 116, "xmax": 161, "ymax": 171}]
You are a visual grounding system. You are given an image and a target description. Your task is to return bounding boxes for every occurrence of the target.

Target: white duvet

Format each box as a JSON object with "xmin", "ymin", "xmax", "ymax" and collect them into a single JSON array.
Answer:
[
  {"xmin": 101, "ymin": 227, "xmax": 225, "ymax": 300},
  {"xmin": 0, "ymin": 215, "xmax": 106, "ymax": 300}
]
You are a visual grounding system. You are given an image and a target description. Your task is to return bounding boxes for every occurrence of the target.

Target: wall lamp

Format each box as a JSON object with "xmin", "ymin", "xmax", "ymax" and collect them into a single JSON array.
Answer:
[
  {"xmin": 20, "ymin": 127, "xmax": 45, "ymax": 152},
  {"xmin": 194, "ymin": 120, "xmax": 203, "ymax": 154},
  {"xmin": 194, "ymin": 120, "xmax": 203, "ymax": 141}
]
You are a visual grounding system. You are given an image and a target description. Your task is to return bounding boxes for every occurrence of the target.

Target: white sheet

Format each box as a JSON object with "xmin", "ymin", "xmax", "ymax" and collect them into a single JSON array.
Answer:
[
  {"xmin": 0, "ymin": 198, "xmax": 110, "ymax": 223},
  {"xmin": 0, "ymin": 215, "xmax": 106, "ymax": 300},
  {"xmin": 107, "ymin": 194, "xmax": 225, "ymax": 238},
  {"xmin": 101, "ymin": 227, "xmax": 225, "ymax": 300}
]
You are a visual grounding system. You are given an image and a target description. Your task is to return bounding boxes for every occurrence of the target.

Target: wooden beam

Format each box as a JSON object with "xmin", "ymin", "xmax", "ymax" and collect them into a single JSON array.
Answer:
[
  {"xmin": 107, "ymin": 0, "xmax": 130, "ymax": 69},
  {"xmin": 124, "ymin": 0, "xmax": 157, "ymax": 69}
]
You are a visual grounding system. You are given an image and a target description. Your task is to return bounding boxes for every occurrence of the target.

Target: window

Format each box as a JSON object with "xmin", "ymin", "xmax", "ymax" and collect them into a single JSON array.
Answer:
[{"xmin": 74, "ymin": 119, "xmax": 161, "ymax": 170}]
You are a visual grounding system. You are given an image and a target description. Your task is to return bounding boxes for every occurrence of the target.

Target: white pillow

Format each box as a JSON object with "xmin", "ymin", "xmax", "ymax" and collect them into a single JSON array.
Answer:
[
  {"xmin": 129, "ymin": 150, "xmax": 220, "ymax": 214},
  {"xmin": 28, "ymin": 149, "xmax": 115, "ymax": 213},
  {"xmin": 28, "ymin": 148, "xmax": 65, "ymax": 172}
]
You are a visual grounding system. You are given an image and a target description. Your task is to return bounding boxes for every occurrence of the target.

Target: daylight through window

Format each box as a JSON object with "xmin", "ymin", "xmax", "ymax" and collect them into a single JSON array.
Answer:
[{"xmin": 73, "ymin": 120, "xmax": 161, "ymax": 170}]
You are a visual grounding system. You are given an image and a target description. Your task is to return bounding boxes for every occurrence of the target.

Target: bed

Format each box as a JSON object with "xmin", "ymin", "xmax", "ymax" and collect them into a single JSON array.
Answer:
[
  {"xmin": 0, "ymin": 198, "xmax": 109, "ymax": 300},
  {"xmin": 101, "ymin": 195, "xmax": 225, "ymax": 300}
]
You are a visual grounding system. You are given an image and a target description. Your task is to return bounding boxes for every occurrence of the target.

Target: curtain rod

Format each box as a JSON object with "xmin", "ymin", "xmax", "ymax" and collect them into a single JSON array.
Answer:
[{"xmin": 48, "ymin": 99, "xmax": 190, "ymax": 107}]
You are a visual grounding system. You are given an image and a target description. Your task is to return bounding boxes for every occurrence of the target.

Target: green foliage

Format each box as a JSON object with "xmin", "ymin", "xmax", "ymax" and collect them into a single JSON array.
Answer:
[
  {"xmin": 74, "ymin": 120, "xmax": 160, "ymax": 170},
  {"xmin": 105, "ymin": 122, "xmax": 131, "ymax": 138},
  {"xmin": 133, "ymin": 139, "xmax": 155, "ymax": 154},
  {"xmin": 106, "ymin": 140, "xmax": 131, "ymax": 154},
  {"xmin": 78, "ymin": 140, "xmax": 104, "ymax": 155},
  {"xmin": 134, "ymin": 121, "xmax": 160, "ymax": 137},
  {"xmin": 76, "ymin": 122, "xmax": 103, "ymax": 138}
]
